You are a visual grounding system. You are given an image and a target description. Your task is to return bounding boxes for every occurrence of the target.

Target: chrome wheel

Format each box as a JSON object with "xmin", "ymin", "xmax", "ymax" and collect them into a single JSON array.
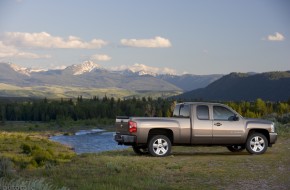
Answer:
[
  {"xmin": 246, "ymin": 133, "xmax": 268, "ymax": 154},
  {"xmin": 153, "ymin": 138, "xmax": 168, "ymax": 156},
  {"xmin": 148, "ymin": 135, "xmax": 171, "ymax": 157},
  {"xmin": 250, "ymin": 136, "xmax": 265, "ymax": 152}
]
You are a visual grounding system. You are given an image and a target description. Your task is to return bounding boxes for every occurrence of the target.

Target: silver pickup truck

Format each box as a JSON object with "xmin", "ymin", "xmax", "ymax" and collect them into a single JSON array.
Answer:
[{"xmin": 114, "ymin": 102, "xmax": 277, "ymax": 157}]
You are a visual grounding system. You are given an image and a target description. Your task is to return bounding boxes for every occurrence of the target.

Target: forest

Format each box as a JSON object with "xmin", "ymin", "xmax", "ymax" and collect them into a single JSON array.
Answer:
[{"xmin": 1, "ymin": 96, "xmax": 290, "ymax": 123}]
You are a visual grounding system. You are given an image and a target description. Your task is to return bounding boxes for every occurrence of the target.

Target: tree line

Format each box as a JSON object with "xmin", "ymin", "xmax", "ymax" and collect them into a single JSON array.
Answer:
[{"xmin": 0, "ymin": 96, "xmax": 290, "ymax": 123}]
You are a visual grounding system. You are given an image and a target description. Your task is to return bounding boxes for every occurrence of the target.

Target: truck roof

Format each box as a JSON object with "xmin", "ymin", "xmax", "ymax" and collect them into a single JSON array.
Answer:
[{"xmin": 178, "ymin": 102, "xmax": 226, "ymax": 106}]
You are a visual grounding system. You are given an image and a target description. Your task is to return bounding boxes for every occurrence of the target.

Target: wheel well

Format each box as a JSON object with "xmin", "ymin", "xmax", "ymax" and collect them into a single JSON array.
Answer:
[
  {"xmin": 248, "ymin": 129, "xmax": 270, "ymax": 144},
  {"xmin": 148, "ymin": 128, "xmax": 173, "ymax": 144}
]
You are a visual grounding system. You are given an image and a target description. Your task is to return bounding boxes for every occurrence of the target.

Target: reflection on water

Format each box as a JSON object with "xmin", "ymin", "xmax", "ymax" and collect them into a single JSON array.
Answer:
[{"xmin": 50, "ymin": 129, "xmax": 127, "ymax": 154}]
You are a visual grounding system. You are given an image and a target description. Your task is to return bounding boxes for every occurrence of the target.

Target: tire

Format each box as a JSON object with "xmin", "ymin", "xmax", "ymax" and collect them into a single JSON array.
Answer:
[
  {"xmin": 246, "ymin": 133, "xmax": 268, "ymax": 155},
  {"xmin": 226, "ymin": 145, "xmax": 245, "ymax": 152},
  {"xmin": 148, "ymin": 135, "xmax": 171, "ymax": 157},
  {"xmin": 132, "ymin": 145, "xmax": 148, "ymax": 155}
]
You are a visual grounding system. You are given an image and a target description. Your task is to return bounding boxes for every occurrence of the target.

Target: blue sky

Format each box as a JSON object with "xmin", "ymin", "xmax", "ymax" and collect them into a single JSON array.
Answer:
[{"xmin": 0, "ymin": 0, "xmax": 289, "ymax": 74}]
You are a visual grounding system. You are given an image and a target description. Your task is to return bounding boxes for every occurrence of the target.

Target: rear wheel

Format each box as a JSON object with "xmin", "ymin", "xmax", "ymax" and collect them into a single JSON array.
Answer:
[
  {"xmin": 246, "ymin": 133, "xmax": 268, "ymax": 154},
  {"xmin": 148, "ymin": 135, "xmax": 171, "ymax": 157},
  {"xmin": 226, "ymin": 145, "xmax": 245, "ymax": 152},
  {"xmin": 132, "ymin": 145, "xmax": 148, "ymax": 155}
]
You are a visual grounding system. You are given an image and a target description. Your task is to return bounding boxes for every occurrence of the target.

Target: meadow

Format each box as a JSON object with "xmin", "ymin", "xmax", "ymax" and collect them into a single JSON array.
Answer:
[{"xmin": 0, "ymin": 121, "xmax": 289, "ymax": 190}]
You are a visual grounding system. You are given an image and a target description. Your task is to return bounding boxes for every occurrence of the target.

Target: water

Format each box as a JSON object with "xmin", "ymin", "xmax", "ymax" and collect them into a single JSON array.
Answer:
[{"xmin": 50, "ymin": 129, "xmax": 127, "ymax": 154}]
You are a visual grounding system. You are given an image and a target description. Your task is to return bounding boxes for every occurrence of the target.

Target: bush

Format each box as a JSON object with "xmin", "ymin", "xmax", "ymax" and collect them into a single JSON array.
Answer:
[
  {"xmin": 32, "ymin": 150, "xmax": 53, "ymax": 167},
  {"xmin": 0, "ymin": 157, "xmax": 14, "ymax": 178},
  {"xmin": 21, "ymin": 143, "xmax": 32, "ymax": 154},
  {"xmin": 0, "ymin": 178, "xmax": 68, "ymax": 190}
]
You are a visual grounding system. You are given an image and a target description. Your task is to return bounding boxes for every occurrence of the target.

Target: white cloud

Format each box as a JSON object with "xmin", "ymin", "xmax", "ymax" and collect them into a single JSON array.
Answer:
[
  {"xmin": 110, "ymin": 63, "xmax": 177, "ymax": 75},
  {"xmin": 90, "ymin": 54, "xmax": 112, "ymax": 61},
  {"xmin": 3, "ymin": 32, "xmax": 108, "ymax": 49},
  {"xmin": 0, "ymin": 41, "xmax": 50, "ymax": 59},
  {"xmin": 120, "ymin": 36, "xmax": 172, "ymax": 48},
  {"xmin": 266, "ymin": 32, "xmax": 285, "ymax": 41}
]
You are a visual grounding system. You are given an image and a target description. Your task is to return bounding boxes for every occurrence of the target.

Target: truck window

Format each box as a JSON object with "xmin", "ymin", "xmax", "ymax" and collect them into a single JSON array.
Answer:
[
  {"xmin": 173, "ymin": 105, "xmax": 181, "ymax": 117},
  {"xmin": 180, "ymin": 105, "xmax": 190, "ymax": 118},
  {"xmin": 213, "ymin": 106, "xmax": 235, "ymax": 121},
  {"xmin": 173, "ymin": 104, "xmax": 190, "ymax": 118},
  {"xmin": 197, "ymin": 105, "xmax": 209, "ymax": 120}
]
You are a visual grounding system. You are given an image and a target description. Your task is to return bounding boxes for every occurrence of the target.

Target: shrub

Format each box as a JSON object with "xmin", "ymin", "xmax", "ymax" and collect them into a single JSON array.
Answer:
[
  {"xmin": 0, "ymin": 157, "xmax": 14, "ymax": 178},
  {"xmin": 0, "ymin": 178, "xmax": 69, "ymax": 190},
  {"xmin": 32, "ymin": 150, "xmax": 53, "ymax": 167},
  {"xmin": 20, "ymin": 143, "xmax": 32, "ymax": 154}
]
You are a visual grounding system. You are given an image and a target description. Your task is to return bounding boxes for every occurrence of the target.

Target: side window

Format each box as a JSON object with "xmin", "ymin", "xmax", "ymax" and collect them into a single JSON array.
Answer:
[
  {"xmin": 180, "ymin": 105, "xmax": 190, "ymax": 118},
  {"xmin": 197, "ymin": 105, "xmax": 209, "ymax": 120},
  {"xmin": 213, "ymin": 106, "xmax": 236, "ymax": 121},
  {"xmin": 173, "ymin": 105, "xmax": 180, "ymax": 117},
  {"xmin": 173, "ymin": 104, "xmax": 190, "ymax": 118}
]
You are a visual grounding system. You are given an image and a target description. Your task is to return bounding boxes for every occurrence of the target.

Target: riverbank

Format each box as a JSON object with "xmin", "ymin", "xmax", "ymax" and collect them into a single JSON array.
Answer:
[{"xmin": 0, "ymin": 120, "xmax": 115, "ymax": 170}]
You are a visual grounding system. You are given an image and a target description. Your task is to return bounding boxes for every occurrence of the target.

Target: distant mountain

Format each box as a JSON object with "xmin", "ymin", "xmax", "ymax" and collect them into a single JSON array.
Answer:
[
  {"xmin": 63, "ymin": 61, "xmax": 102, "ymax": 75},
  {"xmin": 158, "ymin": 74, "xmax": 222, "ymax": 92},
  {"xmin": 174, "ymin": 71, "xmax": 290, "ymax": 101},
  {"xmin": 0, "ymin": 62, "xmax": 220, "ymax": 94}
]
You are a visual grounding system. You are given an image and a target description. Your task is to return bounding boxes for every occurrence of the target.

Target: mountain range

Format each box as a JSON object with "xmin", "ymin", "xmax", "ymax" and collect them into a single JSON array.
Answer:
[
  {"xmin": 1, "ymin": 62, "xmax": 289, "ymax": 101},
  {"xmin": 0, "ymin": 62, "xmax": 222, "ymax": 98},
  {"xmin": 174, "ymin": 71, "xmax": 290, "ymax": 101}
]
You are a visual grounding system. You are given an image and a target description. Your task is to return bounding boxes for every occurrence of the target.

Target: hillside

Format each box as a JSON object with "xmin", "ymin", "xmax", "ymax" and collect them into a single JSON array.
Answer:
[
  {"xmin": 174, "ymin": 71, "xmax": 290, "ymax": 101},
  {"xmin": 158, "ymin": 74, "xmax": 222, "ymax": 91}
]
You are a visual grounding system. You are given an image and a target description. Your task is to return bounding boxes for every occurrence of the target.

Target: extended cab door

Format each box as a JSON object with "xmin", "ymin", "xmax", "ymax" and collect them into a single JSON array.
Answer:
[
  {"xmin": 211, "ymin": 105, "xmax": 245, "ymax": 144},
  {"xmin": 191, "ymin": 105, "xmax": 213, "ymax": 144}
]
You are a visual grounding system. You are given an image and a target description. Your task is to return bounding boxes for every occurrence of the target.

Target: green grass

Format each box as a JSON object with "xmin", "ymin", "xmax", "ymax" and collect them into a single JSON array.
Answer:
[
  {"xmin": 1, "ymin": 121, "xmax": 289, "ymax": 190},
  {"xmin": 0, "ymin": 131, "xmax": 75, "ymax": 169},
  {"xmin": 18, "ymin": 138, "xmax": 290, "ymax": 190},
  {"xmin": 0, "ymin": 83, "xmax": 181, "ymax": 99}
]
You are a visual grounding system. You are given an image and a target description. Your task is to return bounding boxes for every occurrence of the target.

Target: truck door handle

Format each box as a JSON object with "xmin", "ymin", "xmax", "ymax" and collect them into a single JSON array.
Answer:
[{"xmin": 214, "ymin": 123, "xmax": 222, "ymax": 126}]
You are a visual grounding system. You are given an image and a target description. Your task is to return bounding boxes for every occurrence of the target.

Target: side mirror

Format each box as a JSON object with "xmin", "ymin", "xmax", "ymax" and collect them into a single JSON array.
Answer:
[
  {"xmin": 229, "ymin": 114, "xmax": 239, "ymax": 121},
  {"xmin": 233, "ymin": 114, "xmax": 239, "ymax": 121}
]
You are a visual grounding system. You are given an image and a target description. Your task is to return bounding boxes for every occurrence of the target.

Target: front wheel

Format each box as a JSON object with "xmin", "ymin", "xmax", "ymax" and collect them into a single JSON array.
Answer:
[
  {"xmin": 226, "ymin": 145, "xmax": 245, "ymax": 152},
  {"xmin": 132, "ymin": 145, "xmax": 148, "ymax": 155},
  {"xmin": 148, "ymin": 135, "xmax": 171, "ymax": 157},
  {"xmin": 246, "ymin": 133, "xmax": 268, "ymax": 154}
]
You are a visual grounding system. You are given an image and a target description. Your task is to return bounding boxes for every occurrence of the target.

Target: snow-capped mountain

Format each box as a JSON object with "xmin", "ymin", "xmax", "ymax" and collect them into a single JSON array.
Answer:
[
  {"xmin": 110, "ymin": 63, "xmax": 177, "ymax": 76},
  {"xmin": 9, "ymin": 63, "xmax": 47, "ymax": 76},
  {"xmin": 9, "ymin": 63, "xmax": 31, "ymax": 76},
  {"xmin": 64, "ymin": 61, "xmax": 102, "ymax": 75}
]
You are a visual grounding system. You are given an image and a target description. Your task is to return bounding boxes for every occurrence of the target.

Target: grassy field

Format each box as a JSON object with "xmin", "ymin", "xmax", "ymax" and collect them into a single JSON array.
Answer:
[
  {"xmin": 0, "ymin": 122, "xmax": 289, "ymax": 190},
  {"xmin": 0, "ymin": 83, "xmax": 181, "ymax": 99}
]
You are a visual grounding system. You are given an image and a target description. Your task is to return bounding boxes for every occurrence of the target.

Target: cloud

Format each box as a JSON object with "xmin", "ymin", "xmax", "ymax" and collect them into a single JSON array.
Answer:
[
  {"xmin": 90, "ymin": 54, "xmax": 112, "ymax": 61},
  {"xmin": 120, "ymin": 36, "xmax": 172, "ymax": 48},
  {"xmin": 110, "ymin": 63, "xmax": 177, "ymax": 75},
  {"xmin": 0, "ymin": 41, "xmax": 50, "ymax": 59},
  {"xmin": 266, "ymin": 32, "xmax": 285, "ymax": 41},
  {"xmin": 3, "ymin": 32, "xmax": 108, "ymax": 49}
]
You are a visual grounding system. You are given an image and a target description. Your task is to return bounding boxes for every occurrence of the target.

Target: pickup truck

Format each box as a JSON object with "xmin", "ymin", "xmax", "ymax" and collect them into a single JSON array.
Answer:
[{"xmin": 114, "ymin": 102, "xmax": 277, "ymax": 157}]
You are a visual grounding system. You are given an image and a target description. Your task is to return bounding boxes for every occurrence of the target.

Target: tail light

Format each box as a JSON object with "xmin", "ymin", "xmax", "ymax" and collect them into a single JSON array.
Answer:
[{"xmin": 128, "ymin": 121, "xmax": 137, "ymax": 133}]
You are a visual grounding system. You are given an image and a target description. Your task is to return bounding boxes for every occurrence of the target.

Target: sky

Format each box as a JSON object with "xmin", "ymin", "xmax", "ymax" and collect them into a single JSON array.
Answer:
[{"xmin": 0, "ymin": 0, "xmax": 289, "ymax": 75}]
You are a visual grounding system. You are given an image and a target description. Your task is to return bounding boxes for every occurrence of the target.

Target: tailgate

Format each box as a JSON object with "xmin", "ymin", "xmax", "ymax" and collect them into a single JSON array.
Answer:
[{"xmin": 115, "ymin": 116, "xmax": 130, "ymax": 134}]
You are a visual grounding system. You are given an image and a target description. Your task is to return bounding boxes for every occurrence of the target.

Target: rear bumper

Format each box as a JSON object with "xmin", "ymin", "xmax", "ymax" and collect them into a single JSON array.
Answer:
[
  {"xmin": 269, "ymin": 132, "xmax": 278, "ymax": 145},
  {"xmin": 114, "ymin": 133, "xmax": 136, "ymax": 145}
]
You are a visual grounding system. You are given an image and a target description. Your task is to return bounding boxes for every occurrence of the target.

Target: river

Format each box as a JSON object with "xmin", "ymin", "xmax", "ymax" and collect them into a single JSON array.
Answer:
[{"xmin": 50, "ymin": 129, "xmax": 127, "ymax": 154}]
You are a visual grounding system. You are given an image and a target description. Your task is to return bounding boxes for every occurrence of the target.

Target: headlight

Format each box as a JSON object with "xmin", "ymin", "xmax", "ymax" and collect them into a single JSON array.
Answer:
[{"xmin": 270, "ymin": 123, "xmax": 275, "ymax": 133}]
